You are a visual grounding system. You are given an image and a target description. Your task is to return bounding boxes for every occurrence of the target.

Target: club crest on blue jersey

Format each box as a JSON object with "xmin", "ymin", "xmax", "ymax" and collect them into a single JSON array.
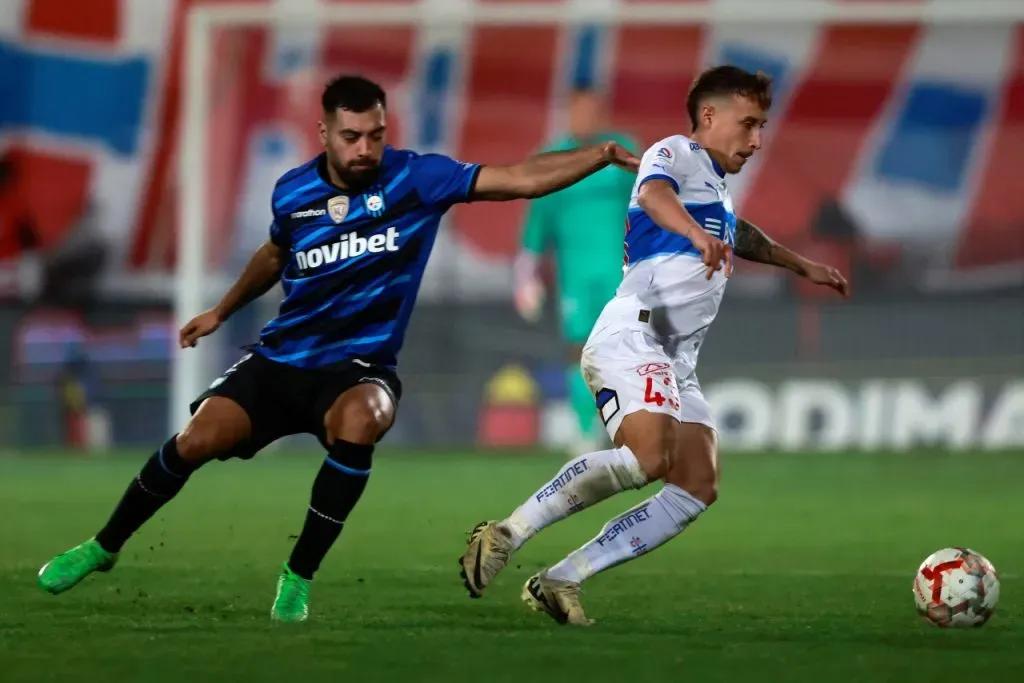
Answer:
[
  {"xmin": 364, "ymin": 192, "xmax": 386, "ymax": 217},
  {"xmin": 327, "ymin": 196, "xmax": 349, "ymax": 223}
]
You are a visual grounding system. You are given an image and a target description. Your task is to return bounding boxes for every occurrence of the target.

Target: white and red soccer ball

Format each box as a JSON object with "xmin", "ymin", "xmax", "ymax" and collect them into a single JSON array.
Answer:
[{"xmin": 913, "ymin": 547, "xmax": 1000, "ymax": 628}]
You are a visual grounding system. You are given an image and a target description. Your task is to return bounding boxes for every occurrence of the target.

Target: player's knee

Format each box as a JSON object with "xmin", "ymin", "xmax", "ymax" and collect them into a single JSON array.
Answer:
[
  {"xmin": 664, "ymin": 424, "xmax": 719, "ymax": 506},
  {"xmin": 325, "ymin": 393, "xmax": 393, "ymax": 446},
  {"xmin": 619, "ymin": 431, "xmax": 672, "ymax": 480},
  {"xmin": 338, "ymin": 405, "xmax": 386, "ymax": 444},
  {"xmin": 177, "ymin": 397, "xmax": 251, "ymax": 463},
  {"xmin": 629, "ymin": 442, "xmax": 671, "ymax": 481},
  {"xmin": 175, "ymin": 425, "xmax": 225, "ymax": 464},
  {"xmin": 676, "ymin": 474, "xmax": 718, "ymax": 507},
  {"xmin": 616, "ymin": 412, "xmax": 676, "ymax": 481}
]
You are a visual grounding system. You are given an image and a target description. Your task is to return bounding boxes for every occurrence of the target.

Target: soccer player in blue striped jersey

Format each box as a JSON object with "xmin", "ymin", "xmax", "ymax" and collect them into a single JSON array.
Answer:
[{"xmin": 37, "ymin": 75, "xmax": 640, "ymax": 622}]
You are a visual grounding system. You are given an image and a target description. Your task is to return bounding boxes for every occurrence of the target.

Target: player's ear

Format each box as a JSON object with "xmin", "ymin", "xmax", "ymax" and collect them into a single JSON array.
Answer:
[
  {"xmin": 700, "ymin": 103, "xmax": 715, "ymax": 129},
  {"xmin": 318, "ymin": 120, "xmax": 328, "ymax": 148}
]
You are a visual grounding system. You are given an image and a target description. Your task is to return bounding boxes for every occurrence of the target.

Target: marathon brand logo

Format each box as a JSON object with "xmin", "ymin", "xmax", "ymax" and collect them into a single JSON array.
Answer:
[
  {"xmin": 295, "ymin": 226, "xmax": 399, "ymax": 270},
  {"xmin": 291, "ymin": 208, "xmax": 326, "ymax": 219}
]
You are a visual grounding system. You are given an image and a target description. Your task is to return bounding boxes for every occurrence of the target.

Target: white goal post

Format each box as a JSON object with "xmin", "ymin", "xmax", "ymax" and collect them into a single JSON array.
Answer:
[{"xmin": 174, "ymin": 0, "xmax": 1024, "ymax": 432}]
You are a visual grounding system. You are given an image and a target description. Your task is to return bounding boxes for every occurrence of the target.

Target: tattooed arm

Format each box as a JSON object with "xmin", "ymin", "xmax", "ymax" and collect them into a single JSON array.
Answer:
[
  {"xmin": 734, "ymin": 217, "xmax": 809, "ymax": 274},
  {"xmin": 734, "ymin": 217, "xmax": 851, "ymax": 297}
]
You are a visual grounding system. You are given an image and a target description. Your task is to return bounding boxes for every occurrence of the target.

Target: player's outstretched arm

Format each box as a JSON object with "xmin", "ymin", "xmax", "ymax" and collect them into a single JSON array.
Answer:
[
  {"xmin": 178, "ymin": 240, "xmax": 287, "ymax": 348},
  {"xmin": 734, "ymin": 217, "xmax": 850, "ymax": 297},
  {"xmin": 637, "ymin": 179, "xmax": 733, "ymax": 280},
  {"xmin": 472, "ymin": 142, "xmax": 639, "ymax": 201}
]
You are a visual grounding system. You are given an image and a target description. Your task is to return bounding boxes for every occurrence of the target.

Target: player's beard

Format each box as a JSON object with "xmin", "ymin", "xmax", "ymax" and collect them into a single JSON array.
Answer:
[{"xmin": 332, "ymin": 159, "xmax": 381, "ymax": 190}]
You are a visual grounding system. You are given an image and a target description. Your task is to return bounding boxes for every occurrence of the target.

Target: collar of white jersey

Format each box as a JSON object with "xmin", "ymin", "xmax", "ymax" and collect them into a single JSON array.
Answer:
[{"xmin": 690, "ymin": 140, "xmax": 727, "ymax": 179}]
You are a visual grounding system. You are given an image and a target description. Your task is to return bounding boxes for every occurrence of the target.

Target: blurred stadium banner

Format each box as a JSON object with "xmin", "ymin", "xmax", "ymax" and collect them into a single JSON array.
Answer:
[
  {"xmin": 1, "ymin": 0, "xmax": 1022, "ymax": 296},
  {"xmin": 706, "ymin": 378, "xmax": 1023, "ymax": 452},
  {"xmin": 5, "ymin": 310, "xmax": 1022, "ymax": 451}
]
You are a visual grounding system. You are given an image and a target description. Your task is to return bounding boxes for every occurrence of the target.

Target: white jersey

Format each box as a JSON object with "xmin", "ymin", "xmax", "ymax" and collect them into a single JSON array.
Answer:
[
  {"xmin": 590, "ymin": 134, "xmax": 736, "ymax": 365},
  {"xmin": 581, "ymin": 135, "xmax": 735, "ymax": 437}
]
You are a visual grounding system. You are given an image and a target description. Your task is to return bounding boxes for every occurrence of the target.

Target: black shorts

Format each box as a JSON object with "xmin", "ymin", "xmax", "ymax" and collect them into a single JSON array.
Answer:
[{"xmin": 189, "ymin": 351, "xmax": 402, "ymax": 460}]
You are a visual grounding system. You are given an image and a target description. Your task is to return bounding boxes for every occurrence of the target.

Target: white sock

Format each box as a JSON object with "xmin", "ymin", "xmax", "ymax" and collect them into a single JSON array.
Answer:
[
  {"xmin": 545, "ymin": 483, "xmax": 706, "ymax": 584},
  {"xmin": 502, "ymin": 446, "xmax": 647, "ymax": 549}
]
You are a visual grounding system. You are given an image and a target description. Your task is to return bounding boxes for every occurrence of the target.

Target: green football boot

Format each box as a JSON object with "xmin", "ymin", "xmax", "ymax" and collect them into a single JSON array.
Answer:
[
  {"xmin": 271, "ymin": 563, "xmax": 311, "ymax": 622},
  {"xmin": 38, "ymin": 538, "xmax": 118, "ymax": 595}
]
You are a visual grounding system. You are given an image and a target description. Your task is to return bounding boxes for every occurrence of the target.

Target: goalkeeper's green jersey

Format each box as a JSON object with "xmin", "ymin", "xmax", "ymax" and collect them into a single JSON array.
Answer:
[{"xmin": 520, "ymin": 132, "xmax": 639, "ymax": 291}]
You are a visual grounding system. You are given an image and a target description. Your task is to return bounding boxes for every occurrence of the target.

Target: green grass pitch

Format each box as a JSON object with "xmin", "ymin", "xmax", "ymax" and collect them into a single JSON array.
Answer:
[{"xmin": 2, "ymin": 449, "xmax": 1022, "ymax": 682}]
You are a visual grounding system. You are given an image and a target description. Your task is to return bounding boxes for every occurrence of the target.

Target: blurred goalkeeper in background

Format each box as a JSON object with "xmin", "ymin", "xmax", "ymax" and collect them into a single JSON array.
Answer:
[{"xmin": 514, "ymin": 88, "xmax": 639, "ymax": 453}]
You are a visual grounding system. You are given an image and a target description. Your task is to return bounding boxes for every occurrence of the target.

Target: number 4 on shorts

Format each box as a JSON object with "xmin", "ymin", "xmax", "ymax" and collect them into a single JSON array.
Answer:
[{"xmin": 644, "ymin": 377, "xmax": 666, "ymax": 407}]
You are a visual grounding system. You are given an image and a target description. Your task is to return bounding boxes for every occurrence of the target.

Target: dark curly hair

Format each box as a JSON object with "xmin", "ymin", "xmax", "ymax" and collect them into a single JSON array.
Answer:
[
  {"xmin": 321, "ymin": 75, "xmax": 387, "ymax": 114},
  {"xmin": 686, "ymin": 66, "xmax": 773, "ymax": 130}
]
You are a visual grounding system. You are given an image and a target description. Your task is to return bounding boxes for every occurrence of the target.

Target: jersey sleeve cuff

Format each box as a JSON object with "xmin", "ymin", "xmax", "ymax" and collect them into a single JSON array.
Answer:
[
  {"xmin": 638, "ymin": 174, "xmax": 680, "ymax": 193},
  {"xmin": 464, "ymin": 164, "xmax": 483, "ymax": 202}
]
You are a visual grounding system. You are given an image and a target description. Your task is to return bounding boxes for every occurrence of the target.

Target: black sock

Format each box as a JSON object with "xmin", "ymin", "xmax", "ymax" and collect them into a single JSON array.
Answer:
[
  {"xmin": 95, "ymin": 436, "xmax": 201, "ymax": 553},
  {"xmin": 288, "ymin": 441, "xmax": 374, "ymax": 580}
]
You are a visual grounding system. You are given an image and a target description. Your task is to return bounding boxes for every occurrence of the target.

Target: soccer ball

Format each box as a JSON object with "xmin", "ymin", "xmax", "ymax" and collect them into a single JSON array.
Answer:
[{"xmin": 913, "ymin": 547, "xmax": 1000, "ymax": 628}]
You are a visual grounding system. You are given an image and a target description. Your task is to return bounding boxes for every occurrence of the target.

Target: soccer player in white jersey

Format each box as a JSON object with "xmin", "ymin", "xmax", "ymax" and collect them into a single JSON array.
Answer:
[{"xmin": 458, "ymin": 66, "xmax": 850, "ymax": 625}]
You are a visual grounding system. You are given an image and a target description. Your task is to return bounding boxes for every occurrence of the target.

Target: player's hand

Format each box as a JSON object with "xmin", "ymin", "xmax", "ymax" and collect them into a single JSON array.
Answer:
[
  {"xmin": 179, "ymin": 310, "xmax": 222, "ymax": 348},
  {"xmin": 804, "ymin": 262, "xmax": 850, "ymax": 298},
  {"xmin": 514, "ymin": 278, "xmax": 545, "ymax": 323},
  {"xmin": 690, "ymin": 231, "xmax": 733, "ymax": 280},
  {"xmin": 601, "ymin": 142, "xmax": 641, "ymax": 173}
]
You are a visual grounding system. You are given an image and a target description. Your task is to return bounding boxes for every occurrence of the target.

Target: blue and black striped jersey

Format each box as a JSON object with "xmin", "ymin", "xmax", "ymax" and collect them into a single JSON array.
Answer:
[{"xmin": 255, "ymin": 147, "xmax": 481, "ymax": 370}]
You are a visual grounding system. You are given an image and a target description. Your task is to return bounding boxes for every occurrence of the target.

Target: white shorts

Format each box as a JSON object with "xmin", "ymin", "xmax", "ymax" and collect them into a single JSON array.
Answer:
[{"xmin": 581, "ymin": 328, "xmax": 716, "ymax": 441}]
